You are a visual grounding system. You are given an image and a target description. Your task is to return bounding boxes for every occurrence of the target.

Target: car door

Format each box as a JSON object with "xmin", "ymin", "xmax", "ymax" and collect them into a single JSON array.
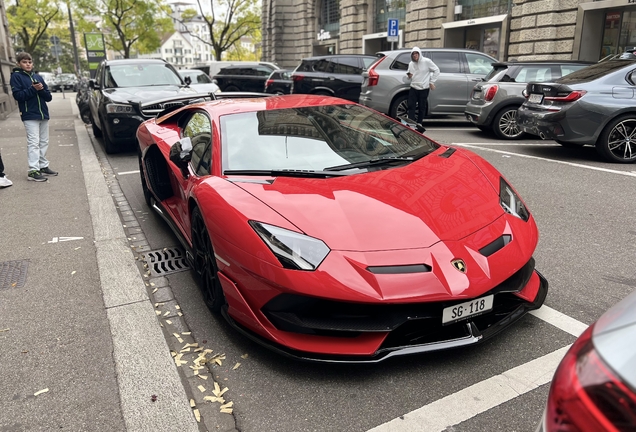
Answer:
[
  {"xmin": 89, "ymin": 63, "xmax": 105, "ymax": 129},
  {"xmin": 426, "ymin": 51, "xmax": 468, "ymax": 114},
  {"xmin": 332, "ymin": 57, "xmax": 364, "ymax": 102}
]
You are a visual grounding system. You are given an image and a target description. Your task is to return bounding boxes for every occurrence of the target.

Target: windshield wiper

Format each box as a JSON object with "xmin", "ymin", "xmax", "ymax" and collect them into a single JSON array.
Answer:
[
  {"xmin": 323, "ymin": 156, "xmax": 414, "ymax": 172},
  {"xmin": 223, "ymin": 169, "xmax": 350, "ymax": 178}
]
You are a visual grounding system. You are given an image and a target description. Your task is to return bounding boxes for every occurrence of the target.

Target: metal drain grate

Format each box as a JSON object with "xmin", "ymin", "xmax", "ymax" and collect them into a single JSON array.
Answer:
[
  {"xmin": 0, "ymin": 260, "xmax": 30, "ymax": 290},
  {"xmin": 144, "ymin": 247, "xmax": 190, "ymax": 276}
]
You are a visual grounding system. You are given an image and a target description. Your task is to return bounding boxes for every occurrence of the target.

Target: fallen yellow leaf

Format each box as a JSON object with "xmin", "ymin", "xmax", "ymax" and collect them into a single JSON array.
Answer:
[
  {"xmin": 232, "ymin": 363, "xmax": 241, "ymax": 370},
  {"xmin": 193, "ymin": 408, "xmax": 200, "ymax": 422},
  {"xmin": 198, "ymin": 385, "xmax": 206, "ymax": 393},
  {"xmin": 190, "ymin": 399, "xmax": 196, "ymax": 408},
  {"xmin": 34, "ymin": 388, "xmax": 49, "ymax": 396}
]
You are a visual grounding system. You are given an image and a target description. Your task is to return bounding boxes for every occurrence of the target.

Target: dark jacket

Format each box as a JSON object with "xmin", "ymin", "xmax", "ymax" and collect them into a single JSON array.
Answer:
[{"xmin": 10, "ymin": 68, "xmax": 52, "ymax": 121}]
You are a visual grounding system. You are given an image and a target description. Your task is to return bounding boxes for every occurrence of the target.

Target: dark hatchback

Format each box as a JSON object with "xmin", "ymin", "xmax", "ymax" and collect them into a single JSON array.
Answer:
[
  {"xmin": 212, "ymin": 63, "xmax": 279, "ymax": 92},
  {"xmin": 88, "ymin": 59, "xmax": 206, "ymax": 153},
  {"xmin": 517, "ymin": 59, "xmax": 636, "ymax": 163},
  {"xmin": 264, "ymin": 69, "xmax": 292, "ymax": 94},
  {"xmin": 291, "ymin": 54, "xmax": 377, "ymax": 102}
]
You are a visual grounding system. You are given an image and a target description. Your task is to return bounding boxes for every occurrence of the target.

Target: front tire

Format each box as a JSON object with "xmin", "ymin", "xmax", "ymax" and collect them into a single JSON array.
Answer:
[
  {"xmin": 191, "ymin": 207, "xmax": 225, "ymax": 313},
  {"xmin": 492, "ymin": 106, "xmax": 525, "ymax": 140},
  {"xmin": 91, "ymin": 115, "xmax": 102, "ymax": 137},
  {"xmin": 596, "ymin": 115, "xmax": 636, "ymax": 163},
  {"xmin": 138, "ymin": 152, "xmax": 152, "ymax": 207}
]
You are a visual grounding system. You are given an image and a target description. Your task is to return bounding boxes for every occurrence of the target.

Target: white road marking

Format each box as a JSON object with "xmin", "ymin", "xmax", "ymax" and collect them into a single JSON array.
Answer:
[
  {"xmin": 530, "ymin": 305, "xmax": 588, "ymax": 337},
  {"xmin": 453, "ymin": 143, "xmax": 636, "ymax": 177},
  {"xmin": 48, "ymin": 236, "xmax": 85, "ymax": 243},
  {"xmin": 367, "ymin": 346, "xmax": 569, "ymax": 432},
  {"xmin": 117, "ymin": 170, "xmax": 140, "ymax": 175},
  {"xmin": 367, "ymin": 306, "xmax": 588, "ymax": 432}
]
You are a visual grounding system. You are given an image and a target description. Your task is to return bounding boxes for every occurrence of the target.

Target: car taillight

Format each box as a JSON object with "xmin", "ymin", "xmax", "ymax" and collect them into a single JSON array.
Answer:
[
  {"xmin": 265, "ymin": 79, "xmax": 273, "ymax": 88},
  {"xmin": 366, "ymin": 56, "xmax": 387, "ymax": 87},
  {"xmin": 544, "ymin": 325, "xmax": 636, "ymax": 432},
  {"xmin": 484, "ymin": 85, "xmax": 498, "ymax": 102},
  {"xmin": 544, "ymin": 90, "xmax": 587, "ymax": 102},
  {"xmin": 292, "ymin": 74, "xmax": 304, "ymax": 82}
]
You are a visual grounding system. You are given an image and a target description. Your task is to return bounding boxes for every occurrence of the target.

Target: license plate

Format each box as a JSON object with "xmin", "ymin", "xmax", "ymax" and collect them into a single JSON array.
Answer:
[
  {"xmin": 442, "ymin": 294, "xmax": 494, "ymax": 325},
  {"xmin": 528, "ymin": 93, "xmax": 543, "ymax": 104}
]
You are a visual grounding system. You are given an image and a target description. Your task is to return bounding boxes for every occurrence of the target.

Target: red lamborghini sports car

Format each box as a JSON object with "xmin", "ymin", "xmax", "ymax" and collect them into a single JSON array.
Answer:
[{"xmin": 137, "ymin": 94, "xmax": 548, "ymax": 362}]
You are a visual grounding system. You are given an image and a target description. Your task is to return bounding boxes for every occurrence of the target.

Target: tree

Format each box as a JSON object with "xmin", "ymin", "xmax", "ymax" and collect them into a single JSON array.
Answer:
[
  {"xmin": 178, "ymin": 0, "xmax": 261, "ymax": 61},
  {"xmin": 7, "ymin": 0, "xmax": 62, "ymax": 55},
  {"xmin": 96, "ymin": 0, "xmax": 174, "ymax": 58}
]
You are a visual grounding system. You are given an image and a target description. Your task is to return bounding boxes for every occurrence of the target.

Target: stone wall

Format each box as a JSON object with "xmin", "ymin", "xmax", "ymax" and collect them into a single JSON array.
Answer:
[
  {"xmin": 508, "ymin": 0, "xmax": 578, "ymax": 60},
  {"xmin": 405, "ymin": 0, "xmax": 447, "ymax": 48},
  {"xmin": 339, "ymin": 0, "xmax": 370, "ymax": 54},
  {"xmin": 262, "ymin": 0, "xmax": 316, "ymax": 68}
]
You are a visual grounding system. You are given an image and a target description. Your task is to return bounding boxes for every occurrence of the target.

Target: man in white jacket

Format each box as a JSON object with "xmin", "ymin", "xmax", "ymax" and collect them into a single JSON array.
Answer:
[{"xmin": 406, "ymin": 47, "xmax": 440, "ymax": 130}]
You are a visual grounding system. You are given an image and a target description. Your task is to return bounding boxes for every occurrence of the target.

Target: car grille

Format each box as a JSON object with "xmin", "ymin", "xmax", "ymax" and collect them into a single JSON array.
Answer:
[
  {"xmin": 262, "ymin": 258, "xmax": 536, "ymax": 337},
  {"xmin": 141, "ymin": 101, "xmax": 193, "ymax": 117}
]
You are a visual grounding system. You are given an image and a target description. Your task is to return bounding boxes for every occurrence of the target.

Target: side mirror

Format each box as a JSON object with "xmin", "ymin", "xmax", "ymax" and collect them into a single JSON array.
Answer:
[
  {"xmin": 169, "ymin": 137, "xmax": 192, "ymax": 179},
  {"xmin": 184, "ymin": 76, "xmax": 192, "ymax": 86}
]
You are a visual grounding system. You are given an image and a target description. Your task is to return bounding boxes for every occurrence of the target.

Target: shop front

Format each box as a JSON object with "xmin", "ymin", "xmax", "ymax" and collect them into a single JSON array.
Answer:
[{"xmin": 441, "ymin": 14, "xmax": 508, "ymax": 60}]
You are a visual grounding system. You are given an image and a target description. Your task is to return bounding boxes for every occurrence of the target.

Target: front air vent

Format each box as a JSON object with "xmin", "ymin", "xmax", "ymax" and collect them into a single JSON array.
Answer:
[
  {"xmin": 367, "ymin": 264, "xmax": 432, "ymax": 274},
  {"xmin": 479, "ymin": 235, "xmax": 512, "ymax": 257}
]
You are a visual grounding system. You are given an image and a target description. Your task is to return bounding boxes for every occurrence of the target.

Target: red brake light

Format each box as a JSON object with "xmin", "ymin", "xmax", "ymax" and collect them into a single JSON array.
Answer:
[
  {"xmin": 265, "ymin": 79, "xmax": 273, "ymax": 88},
  {"xmin": 366, "ymin": 56, "xmax": 387, "ymax": 87},
  {"xmin": 544, "ymin": 90, "xmax": 587, "ymax": 102},
  {"xmin": 545, "ymin": 325, "xmax": 636, "ymax": 432},
  {"xmin": 484, "ymin": 85, "xmax": 498, "ymax": 102},
  {"xmin": 292, "ymin": 74, "xmax": 304, "ymax": 82}
]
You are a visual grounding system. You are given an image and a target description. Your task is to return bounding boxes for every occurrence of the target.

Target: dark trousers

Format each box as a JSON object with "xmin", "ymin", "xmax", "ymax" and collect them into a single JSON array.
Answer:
[
  {"xmin": 408, "ymin": 87, "xmax": 430, "ymax": 123},
  {"xmin": 0, "ymin": 151, "xmax": 4, "ymax": 177}
]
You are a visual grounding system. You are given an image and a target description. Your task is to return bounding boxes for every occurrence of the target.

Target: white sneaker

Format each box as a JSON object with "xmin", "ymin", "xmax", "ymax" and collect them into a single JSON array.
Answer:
[{"xmin": 0, "ymin": 176, "xmax": 12, "ymax": 188}]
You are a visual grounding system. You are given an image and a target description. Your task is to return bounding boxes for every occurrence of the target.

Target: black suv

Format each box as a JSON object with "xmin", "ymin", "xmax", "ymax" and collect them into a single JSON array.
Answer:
[
  {"xmin": 88, "ymin": 59, "xmax": 205, "ymax": 153},
  {"xmin": 291, "ymin": 54, "xmax": 378, "ymax": 102},
  {"xmin": 212, "ymin": 63, "xmax": 279, "ymax": 92}
]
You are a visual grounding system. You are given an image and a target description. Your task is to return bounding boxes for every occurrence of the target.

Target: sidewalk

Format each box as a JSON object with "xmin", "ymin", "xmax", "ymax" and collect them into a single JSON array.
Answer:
[{"xmin": 0, "ymin": 94, "xmax": 200, "ymax": 431}]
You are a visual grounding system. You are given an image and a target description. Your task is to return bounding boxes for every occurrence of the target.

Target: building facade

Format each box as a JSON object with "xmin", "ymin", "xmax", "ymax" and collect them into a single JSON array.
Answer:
[
  {"xmin": 0, "ymin": 0, "xmax": 16, "ymax": 118},
  {"xmin": 262, "ymin": 0, "xmax": 636, "ymax": 68}
]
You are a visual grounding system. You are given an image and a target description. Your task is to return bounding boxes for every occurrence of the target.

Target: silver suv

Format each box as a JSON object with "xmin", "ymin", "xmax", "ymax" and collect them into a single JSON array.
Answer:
[
  {"xmin": 359, "ymin": 48, "xmax": 496, "ymax": 119},
  {"xmin": 465, "ymin": 61, "xmax": 591, "ymax": 139}
]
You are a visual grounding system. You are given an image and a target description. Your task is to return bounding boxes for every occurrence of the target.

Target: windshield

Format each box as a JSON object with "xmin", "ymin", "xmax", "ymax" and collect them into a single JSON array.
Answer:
[
  {"xmin": 105, "ymin": 63, "xmax": 182, "ymax": 88},
  {"xmin": 557, "ymin": 59, "xmax": 636, "ymax": 84},
  {"xmin": 221, "ymin": 104, "xmax": 438, "ymax": 173}
]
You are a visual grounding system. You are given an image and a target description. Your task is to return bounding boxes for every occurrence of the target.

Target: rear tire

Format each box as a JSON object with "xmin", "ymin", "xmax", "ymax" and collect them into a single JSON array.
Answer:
[
  {"xmin": 596, "ymin": 115, "xmax": 636, "ymax": 163},
  {"xmin": 492, "ymin": 106, "xmax": 525, "ymax": 140},
  {"xmin": 224, "ymin": 85, "xmax": 240, "ymax": 92},
  {"xmin": 389, "ymin": 94, "xmax": 411, "ymax": 120}
]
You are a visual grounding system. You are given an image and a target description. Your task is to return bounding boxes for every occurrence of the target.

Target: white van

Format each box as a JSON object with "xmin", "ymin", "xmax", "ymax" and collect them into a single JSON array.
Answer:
[{"xmin": 193, "ymin": 61, "xmax": 279, "ymax": 79}]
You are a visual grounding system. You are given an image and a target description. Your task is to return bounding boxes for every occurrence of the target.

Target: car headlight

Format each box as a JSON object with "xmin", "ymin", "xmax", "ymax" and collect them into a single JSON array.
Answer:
[
  {"xmin": 106, "ymin": 103, "xmax": 134, "ymax": 114},
  {"xmin": 500, "ymin": 177, "xmax": 529, "ymax": 221},
  {"xmin": 249, "ymin": 221, "xmax": 330, "ymax": 270}
]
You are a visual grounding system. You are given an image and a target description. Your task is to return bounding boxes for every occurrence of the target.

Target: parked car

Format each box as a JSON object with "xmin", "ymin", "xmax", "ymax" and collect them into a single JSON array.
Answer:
[
  {"xmin": 51, "ymin": 73, "xmax": 79, "ymax": 92},
  {"xmin": 193, "ymin": 61, "xmax": 279, "ymax": 81},
  {"xmin": 291, "ymin": 54, "xmax": 378, "ymax": 102},
  {"xmin": 178, "ymin": 69, "xmax": 220, "ymax": 94},
  {"xmin": 88, "ymin": 58, "xmax": 207, "ymax": 153},
  {"xmin": 359, "ymin": 48, "xmax": 496, "ymax": 119},
  {"xmin": 536, "ymin": 288, "xmax": 636, "ymax": 432},
  {"xmin": 212, "ymin": 63, "xmax": 280, "ymax": 92},
  {"xmin": 465, "ymin": 61, "xmax": 591, "ymax": 139},
  {"xmin": 138, "ymin": 93, "xmax": 548, "ymax": 362},
  {"xmin": 38, "ymin": 72, "xmax": 56, "ymax": 87},
  {"xmin": 517, "ymin": 58, "xmax": 636, "ymax": 163},
  {"xmin": 264, "ymin": 69, "xmax": 292, "ymax": 94}
]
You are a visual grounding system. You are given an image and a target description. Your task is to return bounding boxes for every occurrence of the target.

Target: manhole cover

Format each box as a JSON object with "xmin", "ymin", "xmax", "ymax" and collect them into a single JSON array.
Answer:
[
  {"xmin": 0, "ymin": 260, "xmax": 29, "ymax": 290},
  {"xmin": 144, "ymin": 247, "xmax": 190, "ymax": 276}
]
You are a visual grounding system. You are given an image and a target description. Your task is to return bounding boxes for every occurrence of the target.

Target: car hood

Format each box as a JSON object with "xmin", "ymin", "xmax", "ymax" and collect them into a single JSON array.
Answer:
[
  {"xmin": 231, "ymin": 152, "xmax": 504, "ymax": 251},
  {"xmin": 103, "ymin": 85, "xmax": 198, "ymax": 103}
]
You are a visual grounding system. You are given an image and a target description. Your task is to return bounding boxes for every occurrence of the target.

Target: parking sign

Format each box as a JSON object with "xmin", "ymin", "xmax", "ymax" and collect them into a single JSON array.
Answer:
[{"xmin": 387, "ymin": 19, "xmax": 399, "ymax": 42}]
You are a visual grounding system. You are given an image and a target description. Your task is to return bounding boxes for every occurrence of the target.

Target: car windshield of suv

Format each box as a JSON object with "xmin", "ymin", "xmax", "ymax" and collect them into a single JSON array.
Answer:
[
  {"xmin": 106, "ymin": 63, "xmax": 182, "ymax": 88},
  {"xmin": 557, "ymin": 60, "xmax": 636, "ymax": 84},
  {"xmin": 221, "ymin": 104, "xmax": 438, "ymax": 173}
]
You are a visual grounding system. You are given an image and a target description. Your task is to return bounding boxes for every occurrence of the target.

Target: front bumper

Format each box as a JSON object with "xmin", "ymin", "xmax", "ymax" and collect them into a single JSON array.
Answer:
[
  {"xmin": 220, "ymin": 261, "xmax": 548, "ymax": 363},
  {"xmin": 359, "ymin": 92, "xmax": 390, "ymax": 114}
]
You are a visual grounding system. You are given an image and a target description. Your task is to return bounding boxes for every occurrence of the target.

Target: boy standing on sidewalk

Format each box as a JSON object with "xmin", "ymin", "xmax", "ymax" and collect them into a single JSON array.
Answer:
[{"xmin": 10, "ymin": 52, "xmax": 58, "ymax": 182}]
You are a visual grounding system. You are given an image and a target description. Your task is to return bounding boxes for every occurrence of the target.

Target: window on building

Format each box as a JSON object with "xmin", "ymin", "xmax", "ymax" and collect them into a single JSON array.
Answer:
[
  {"xmin": 457, "ymin": 0, "xmax": 510, "ymax": 20},
  {"xmin": 375, "ymin": 0, "xmax": 406, "ymax": 33},
  {"xmin": 320, "ymin": 0, "xmax": 340, "ymax": 35}
]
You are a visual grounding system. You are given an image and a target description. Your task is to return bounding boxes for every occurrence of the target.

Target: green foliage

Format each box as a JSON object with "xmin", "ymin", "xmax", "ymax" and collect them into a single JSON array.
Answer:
[
  {"xmin": 177, "ymin": 0, "xmax": 261, "ymax": 61},
  {"xmin": 7, "ymin": 0, "xmax": 62, "ymax": 55}
]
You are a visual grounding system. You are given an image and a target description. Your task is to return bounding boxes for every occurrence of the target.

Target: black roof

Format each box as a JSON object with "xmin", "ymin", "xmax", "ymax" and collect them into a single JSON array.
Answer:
[{"xmin": 492, "ymin": 60, "xmax": 594, "ymax": 67}]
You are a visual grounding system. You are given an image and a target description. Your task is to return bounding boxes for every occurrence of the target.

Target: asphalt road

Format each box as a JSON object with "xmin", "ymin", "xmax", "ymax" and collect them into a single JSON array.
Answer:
[{"xmin": 99, "ymin": 121, "xmax": 636, "ymax": 432}]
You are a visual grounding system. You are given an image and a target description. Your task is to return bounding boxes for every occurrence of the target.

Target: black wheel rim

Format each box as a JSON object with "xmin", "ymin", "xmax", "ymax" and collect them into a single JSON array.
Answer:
[
  {"xmin": 607, "ymin": 120, "xmax": 636, "ymax": 160},
  {"xmin": 192, "ymin": 212, "xmax": 219, "ymax": 306},
  {"xmin": 498, "ymin": 110, "xmax": 523, "ymax": 138}
]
